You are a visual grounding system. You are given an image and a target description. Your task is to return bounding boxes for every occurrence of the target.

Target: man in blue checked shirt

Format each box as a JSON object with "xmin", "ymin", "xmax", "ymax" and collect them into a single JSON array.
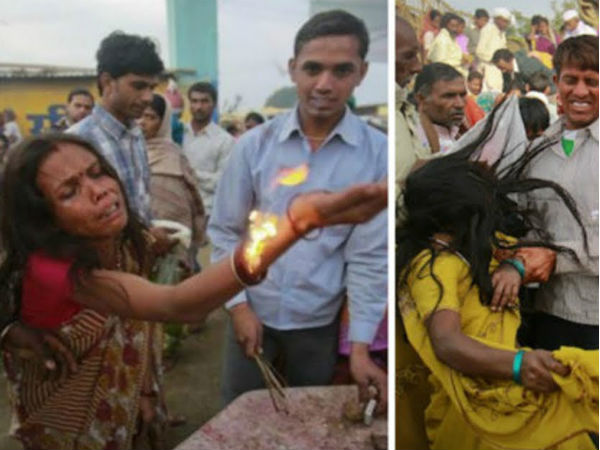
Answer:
[
  {"xmin": 69, "ymin": 31, "xmax": 173, "ymax": 251},
  {"xmin": 209, "ymin": 10, "xmax": 388, "ymax": 411}
]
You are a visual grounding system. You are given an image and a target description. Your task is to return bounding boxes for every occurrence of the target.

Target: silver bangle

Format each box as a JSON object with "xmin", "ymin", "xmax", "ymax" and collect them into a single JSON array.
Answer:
[{"xmin": 230, "ymin": 251, "xmax": 250, "ymax": 288}]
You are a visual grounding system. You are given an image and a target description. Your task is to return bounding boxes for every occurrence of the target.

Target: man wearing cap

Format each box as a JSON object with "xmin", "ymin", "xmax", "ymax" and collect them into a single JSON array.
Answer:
[
  {"xmin": 563, "ymin": 9, "xmax": 597, "ymax": 39},
  {"xmin": 476, "ymin": 7, "xmax": 511, "ymax": 92}
]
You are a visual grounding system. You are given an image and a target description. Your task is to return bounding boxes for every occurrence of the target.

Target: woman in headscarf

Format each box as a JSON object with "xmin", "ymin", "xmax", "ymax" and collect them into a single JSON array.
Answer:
[{"xmin": 138, "ymin": 93, "xmax": 206, "ymax": 271}]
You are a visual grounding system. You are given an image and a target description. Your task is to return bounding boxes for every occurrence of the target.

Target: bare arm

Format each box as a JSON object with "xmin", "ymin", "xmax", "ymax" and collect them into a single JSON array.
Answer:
[
  {"xmin": 427, "ymin": 309, "xmax": 569, "ymax": 392},
  {"xmin": 74, "ymin": 182, "xmax": 387, "ymax": 323}
]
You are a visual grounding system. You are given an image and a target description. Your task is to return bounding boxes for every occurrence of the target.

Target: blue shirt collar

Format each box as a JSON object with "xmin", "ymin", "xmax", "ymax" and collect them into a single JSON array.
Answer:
[
  {"xmin": 277, "ymin": 104, "xmax": 360, "ymax": 147},
  {"xmin": 93, "ymin": 104, "xmax": 143, "ymax": 140}
]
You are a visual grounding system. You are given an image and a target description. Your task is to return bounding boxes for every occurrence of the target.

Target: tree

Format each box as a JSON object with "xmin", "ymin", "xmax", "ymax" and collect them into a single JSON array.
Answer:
[{"xmin": 264, "ymin": 86, "xmax": 297, "ymax": 109}]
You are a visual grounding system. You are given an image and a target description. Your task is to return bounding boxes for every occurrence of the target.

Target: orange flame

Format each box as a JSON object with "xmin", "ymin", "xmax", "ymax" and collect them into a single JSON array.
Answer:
[
  {"xmin": 276, "ymin": 163, "xmax": 309, "ymax": 186},
  {"xmin": 244, "ymin": 210, "xmax": 279, "ymax": 274}
]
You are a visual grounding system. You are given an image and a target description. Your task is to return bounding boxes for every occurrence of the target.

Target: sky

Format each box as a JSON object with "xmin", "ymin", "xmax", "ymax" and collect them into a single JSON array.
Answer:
[
  {"xmin": 448, "ymin": 0, "xmax": 555, "ymax": 18},
  {"xmin": 0, "ymin": 0, "xmax": 387, "ymax": 110},
  {"xmin": 0, "ymin": 0, "xmax": 564, "ymax": 109}
]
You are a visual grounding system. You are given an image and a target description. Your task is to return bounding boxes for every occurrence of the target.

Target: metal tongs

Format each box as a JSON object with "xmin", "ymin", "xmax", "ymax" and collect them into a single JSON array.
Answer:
[{"xmin": 253, "ymin": 350, "xmax": 289, "ymax": 414}]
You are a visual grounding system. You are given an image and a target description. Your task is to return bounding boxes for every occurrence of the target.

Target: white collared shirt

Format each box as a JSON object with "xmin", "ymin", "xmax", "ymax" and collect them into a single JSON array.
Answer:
[{"xmin": 182, "ymin": 121, "xmax": 235, "ymax": 214}]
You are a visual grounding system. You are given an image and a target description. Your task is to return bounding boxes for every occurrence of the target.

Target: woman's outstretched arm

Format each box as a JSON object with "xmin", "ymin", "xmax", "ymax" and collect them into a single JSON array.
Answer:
[{"xmin": 74, "ymin": 182, "xmax": 387, "ymax": 323}]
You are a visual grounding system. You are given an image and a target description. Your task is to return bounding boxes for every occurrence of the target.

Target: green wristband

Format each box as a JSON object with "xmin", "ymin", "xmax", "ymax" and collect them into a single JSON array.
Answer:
[
  {"xmin": 512, "ymin": 350, "xmax": 525, "ymax": 384},
  {"xmin": 504, "ymin": 258, "xmax": 525, "ymax": 279}
]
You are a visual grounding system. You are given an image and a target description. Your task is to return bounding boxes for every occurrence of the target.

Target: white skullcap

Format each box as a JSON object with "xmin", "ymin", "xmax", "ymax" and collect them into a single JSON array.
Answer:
[
  {"xmin": 563, "ymin": 9, "xmax": 579, "ymax": 22},
  {"xmin": 493, "ymin": 7, "xmax": 512, "ymax": 21}
]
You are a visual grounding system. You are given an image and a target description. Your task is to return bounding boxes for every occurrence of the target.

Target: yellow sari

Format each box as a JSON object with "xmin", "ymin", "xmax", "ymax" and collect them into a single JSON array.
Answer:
[{"xmin": 399, "ymin": 250, "xmax": 598, "ymax": 450}]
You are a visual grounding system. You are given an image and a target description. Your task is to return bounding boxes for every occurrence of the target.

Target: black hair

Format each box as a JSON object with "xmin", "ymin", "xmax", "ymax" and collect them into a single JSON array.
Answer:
[
  {"xmin": 527, "ymin": 72, "xmax": 551, "ymax": 93},
  {"xmin": 0, "ymin": 133, "xmax": 150, "ymax": 318},
  {"xmin": 414, "ymin": 63, "xmax": 463, "ymax": 97},
  {"xmin": 149, "ymin": 93, "xmax": 167, "ymax": 121},
  {"xmin": 244, "ymin": 111, "xmax": 265, "ymax": 125},
  {"xmin": 0, "ymin": 134, "xmax": 9, "ymax": 151},
  {"xmin": 397, "ymin": 100, "xmax": 586, "ymax": 311},
  {"xmin": 96, "ymin": 31, "xmax": 164, "ymax": 94},
  {"xmin": 475, "ymin": 9, "xmax": 489, "ymax": 19},
  {"xmin": 519, "ymin": 97, "xmax": 550, "ymax": 139},
  {"xmin": 467, "ymin": 70, "xmax": 483, "ymax": 82},
  {"xmin": 441, "ymin": 13, "xmax": 461, "ymax": 29},
  {"xmin": 225, "ymin": 123, "xmax": 239, "ymax": 135},
  {"xmin": 430, "ymin": 9, "xmax": 442, "ymax": 20},
  {"xmin": 553, "ymin": 34, "xmax": 599, "ymax": 77},
  {"xmin": 531, "ymin": 15, "xmax": 549, "ymax": 26},
  {"xmin": 188, "ymin": 82, "xmax": 218, "ymax": 103},
  {"xmin": 507, "ymin": 77, "xmax": 527, "ymax": 94},
  {"xmin": 294, "ymin": 10, "xmax": 369, "ymax": 59},
  {"xmin": 67, "ymin": 88, "xmax": 94, "ymax": 104},
  {"xmin": 3, "ymin": 109, "xmax": 16, "ymax": 122},
  {"xmin": 492, "ymin": 48, "xmax": 514, "ymax": 64}
]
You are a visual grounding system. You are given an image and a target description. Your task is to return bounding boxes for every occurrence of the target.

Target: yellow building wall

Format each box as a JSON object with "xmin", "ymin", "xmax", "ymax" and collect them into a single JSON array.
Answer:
[
  {"xmin": 0, "ymin": 77, "xmax": 172, "ymax": 137},
  {"xmin": 0, "ymin": 77, "xmax": 98, "ymax": 136}
]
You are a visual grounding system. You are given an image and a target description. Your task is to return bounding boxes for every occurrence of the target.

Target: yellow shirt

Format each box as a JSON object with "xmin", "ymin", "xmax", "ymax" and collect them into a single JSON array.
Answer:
[
  {"xmin": 399, "ymin": 250, "xmax": 598, "ymax": 450},
  {"xmin": 428, "ymin": 29, "xmax": 466, "ymax": 76}
]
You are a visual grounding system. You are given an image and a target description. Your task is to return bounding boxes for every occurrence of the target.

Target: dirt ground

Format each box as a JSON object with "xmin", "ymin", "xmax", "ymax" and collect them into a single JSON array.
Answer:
[{"xmin": 0, "ymin": 248, "xmax": 229, "ymax": 450}]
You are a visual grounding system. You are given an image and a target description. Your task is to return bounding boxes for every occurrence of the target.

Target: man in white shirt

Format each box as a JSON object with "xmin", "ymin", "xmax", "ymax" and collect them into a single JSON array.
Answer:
[
  {"xmin": 562, "ymin": 9, "xmax": 597, "ymax": 39},
  {"xmin": 183, "ymin": 82, "xmax": 235, "ymax": 218},
  {"xmin": 2, "ymin": 109, "xmax": 22, "ymax": 145},
  {"xmin": 428, "ymin": 13, "xmax": 467, "ymax": 76},
  {"xmin": 476, "ymin": 7, "xmax": 511, "ymax": 92}
]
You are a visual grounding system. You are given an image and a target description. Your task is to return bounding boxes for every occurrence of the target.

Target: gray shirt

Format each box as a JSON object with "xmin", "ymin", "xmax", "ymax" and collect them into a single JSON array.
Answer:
[{"xmin": 525, "ymin": 118, "xmax": 599, "ymax": 325}]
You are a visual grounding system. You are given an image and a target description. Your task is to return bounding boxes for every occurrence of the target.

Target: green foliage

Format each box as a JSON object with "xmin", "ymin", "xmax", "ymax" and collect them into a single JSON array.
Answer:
[
  {"xmin": 508, "ymin": 9, "xmax": 532, "ymax": 38},
  {"xmin": 264, "ymin": 86, "xmax": 298, "ymax": 108}
]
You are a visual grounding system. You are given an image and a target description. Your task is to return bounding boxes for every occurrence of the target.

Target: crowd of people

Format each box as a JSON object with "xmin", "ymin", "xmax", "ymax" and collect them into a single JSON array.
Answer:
[
  {"xmin": 397, "ymin": 4, "xmax": 598, "ymax": 450},
  {"xmin": 0, "ymin": 9, "xmax": 388, "ymax": 450}
]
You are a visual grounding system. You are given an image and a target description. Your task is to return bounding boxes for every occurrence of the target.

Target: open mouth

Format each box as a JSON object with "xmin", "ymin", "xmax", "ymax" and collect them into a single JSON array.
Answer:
[
  {"xmin": 100, "ymin": 201, "xmax": 121, "ymax": 221},
  {"xmin": 570, "ymin": 100, "xmax": 592, "ymax": 110}
]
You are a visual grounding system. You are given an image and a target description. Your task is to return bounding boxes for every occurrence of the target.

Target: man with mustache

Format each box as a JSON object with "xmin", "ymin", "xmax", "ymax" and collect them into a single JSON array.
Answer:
[
  {"xmin": 182, "ymin": 82, "xmax": 235, "ymax": 221},
  {"xmin": 414, "ymin": 63, "xmax": 467, "ymax": 154},
  {"xmin": 209, "ymin": 9, "xmax": 388, "ymax": 412},
  {"xmin": 52, "ymin": 88, "xmax": 95, "ymax": 131}
]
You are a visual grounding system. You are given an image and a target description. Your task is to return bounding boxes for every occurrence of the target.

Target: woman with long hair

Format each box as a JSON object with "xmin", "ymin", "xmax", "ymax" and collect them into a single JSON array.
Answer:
[
  {"xmin": 0, "ymin": 133, "xmax": 386, "ymax": 450},
  {"xmin": 397, "ymin": 107, "xmax": 597, "ymax": 449}
]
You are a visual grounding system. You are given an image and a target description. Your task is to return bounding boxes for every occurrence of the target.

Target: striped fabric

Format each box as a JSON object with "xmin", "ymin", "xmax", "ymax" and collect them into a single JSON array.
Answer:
[{"xmin": 4, "ymin": 242, "xmax": 165, "ymax": 450}]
